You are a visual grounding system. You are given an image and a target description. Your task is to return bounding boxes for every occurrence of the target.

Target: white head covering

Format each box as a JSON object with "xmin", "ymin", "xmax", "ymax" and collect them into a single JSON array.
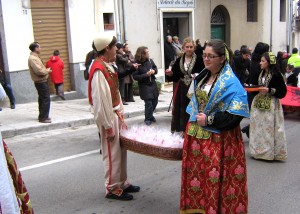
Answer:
[{"xmin": 93, "ymin": 34, "xmax": 114, "ymax": 52}]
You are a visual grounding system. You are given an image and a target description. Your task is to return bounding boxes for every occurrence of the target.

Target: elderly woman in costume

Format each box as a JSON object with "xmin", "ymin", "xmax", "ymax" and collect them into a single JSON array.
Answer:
[
  {"xmin": 0, "ymin": 132, "xmax": 34, "ymax": 214},
  {"xmin": 249, "ymin": 52, "xmax": 287, "ymax": 161},
  {"xmin": 166, "ymin": 37, "xmax": 205, "ymax": 133},
  {"xmin": 180, "ymin": 40, "xmax": 249, "ymax": 214}
]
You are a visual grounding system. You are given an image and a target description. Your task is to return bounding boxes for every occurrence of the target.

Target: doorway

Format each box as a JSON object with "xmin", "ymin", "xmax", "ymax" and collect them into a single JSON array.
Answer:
[
  {"xmin": 211, "ymin": 25, "xmax": 225, "ymax": 40},
  {"xmin": 163, "ymin": 12, "xmax": 191, "ymax": 43},
  {"xmin": 211, "ymin": 5, "xmax": 230, "ymax": 45}
]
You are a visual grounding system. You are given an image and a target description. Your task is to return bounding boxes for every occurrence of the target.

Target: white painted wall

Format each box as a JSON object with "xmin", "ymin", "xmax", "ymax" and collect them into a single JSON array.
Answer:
[
  {"xmin": 195, "ymin": 0, "xmax": 287, "ymax": 53},
  {"xmin": 256, "ymin": 0, "xmax": 288, "ymax": 53},
  {"xmin": 66, "ymin": 0, "xmax": 118, "ymax": 63},
  {"xmin": 66, "ymin": 0, "xmax": 98, "ymax": 63},
  {"xmin": 0, "ymin": 0, "xmax": 34, "ymax": 72},
  {"xmin": 123, "ymin": 0, "xmax": 162, "ymax": 67}
]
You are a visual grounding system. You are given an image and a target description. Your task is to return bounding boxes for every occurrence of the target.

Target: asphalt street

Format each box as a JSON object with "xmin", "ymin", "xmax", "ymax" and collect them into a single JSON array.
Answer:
[{"xmin": 4, "ymin": 111, "xmax": 300, "ymax": 214}]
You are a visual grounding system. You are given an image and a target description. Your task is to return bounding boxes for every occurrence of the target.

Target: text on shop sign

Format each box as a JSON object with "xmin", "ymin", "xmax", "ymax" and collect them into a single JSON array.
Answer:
[{"xmin": 157, "ymin": 0, "xmax": 195, "ymax": 8}]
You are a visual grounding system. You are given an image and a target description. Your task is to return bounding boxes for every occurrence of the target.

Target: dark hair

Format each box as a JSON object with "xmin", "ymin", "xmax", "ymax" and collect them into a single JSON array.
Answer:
[
  {"xmin": 92, "ymin": 36, "xmax": 117, "ymax": 56},
  {"xmin": 240, "ymin": 45, "xmax": 247, "ymax": 51},
  {"xmin": 234, "ymin": 50, "xmax": 240, "ymax": 56},
  {"xmin": 123, "ymin": 43, "xmax": 128, "ymax": 49},
  {"xmin": 240, "ymin": 47, "xmax": 251, "ymax": 55},
  {"xmin": 277, "ymin": 51, "xmax": 283, "ymax": 59},
  {"xmin": 287, "ymin": 64, "xmax": 294, "ymax": 70},
  {"xmin": 195, "ymin": 39, "xmax": 200, "ymax": 45},
  {"xmin": 252, "ymin": 42, "xmax": 270, "ymax": 62},
  {"xmin": 292, "ymin": 48, "xmax": 298, "ymax": 54},
  {"xmin": 135, "ymin": 46, "xmax": 148, "ymax": 62},
  {"xmin": 53, "ymin": 50, "xmax": 60, "ymax": 56},
  {"xmin": 262, "ymin": 52, "xmax": 279, "ymax": 74},
  {"xmin": 116, "ymin": 43, "xmax": 123, "ymax": 50},
  {"xmin": 29, "ymin": 42, "xmax": 39, "ymax": 52},
  {"xmin": 206, "ymin": 39, "xmax": 233, "ymax": 65}
]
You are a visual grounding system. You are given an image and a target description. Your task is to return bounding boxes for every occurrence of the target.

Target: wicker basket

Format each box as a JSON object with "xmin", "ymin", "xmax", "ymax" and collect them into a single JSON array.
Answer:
[{"xmin": 120, "ymin": 135, "xmax": 182, "ymax": 161}]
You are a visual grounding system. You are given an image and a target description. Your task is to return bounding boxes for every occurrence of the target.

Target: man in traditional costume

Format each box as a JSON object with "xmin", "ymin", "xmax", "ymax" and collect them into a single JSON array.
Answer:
[{"xmin": 88, "ymin": 35, "xmax": 140, "ymax": 201}]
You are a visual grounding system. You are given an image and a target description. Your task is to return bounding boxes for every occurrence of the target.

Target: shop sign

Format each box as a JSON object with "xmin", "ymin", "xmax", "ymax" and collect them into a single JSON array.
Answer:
[{"xmin": 157, "ymin": 0, "xmax": 195, "ymax": 8}]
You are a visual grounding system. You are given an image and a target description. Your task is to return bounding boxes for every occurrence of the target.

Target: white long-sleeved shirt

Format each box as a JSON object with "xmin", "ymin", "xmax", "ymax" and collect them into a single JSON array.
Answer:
[{"xmin": 91, "ymin": 63, "xmax": 123, "ymax": 130}]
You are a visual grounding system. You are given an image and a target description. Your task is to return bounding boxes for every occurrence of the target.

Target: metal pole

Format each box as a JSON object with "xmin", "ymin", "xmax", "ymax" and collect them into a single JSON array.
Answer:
[
  {"xmin": 114, "ymin": 0, "xmax": 121, "ymax": 42},
  {"xmin": 289, "ymin": 0, "xmax": 294, "ymax": 52},
  {"xmin": 287, "ymin": 0, "xmax": 290, "ymax": 53},
  {"xmin": 270, "ymin": 0, "xmax": 273, "ymax": 51},
  {"xmin": 122, "ymin": 0, "xmax": 128, "ymax": 42}
]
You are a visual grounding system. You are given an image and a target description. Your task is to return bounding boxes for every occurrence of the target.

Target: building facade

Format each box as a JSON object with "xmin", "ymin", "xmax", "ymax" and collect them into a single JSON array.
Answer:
[{"xmin": 0, "ymin": 0, "xmax": 292, "ymax": 103}]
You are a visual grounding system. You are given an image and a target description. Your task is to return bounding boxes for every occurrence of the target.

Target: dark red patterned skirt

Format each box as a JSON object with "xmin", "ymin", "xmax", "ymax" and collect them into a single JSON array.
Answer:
[{"xmin": 180, "ymin": 126, "xmax": 248, "ymax": 214}]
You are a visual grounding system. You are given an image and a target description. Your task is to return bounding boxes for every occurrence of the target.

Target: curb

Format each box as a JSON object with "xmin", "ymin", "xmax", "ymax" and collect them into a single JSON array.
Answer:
[{"xmin": 1, "ymin": 105, "xmax": 170, "ymax": 139}]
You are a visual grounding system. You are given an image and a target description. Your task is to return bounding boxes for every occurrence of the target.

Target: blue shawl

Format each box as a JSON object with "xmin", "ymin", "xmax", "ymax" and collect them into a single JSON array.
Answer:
[{"xmin": 186, "ymin": 63, "xmax": 250, "ymax": 134}]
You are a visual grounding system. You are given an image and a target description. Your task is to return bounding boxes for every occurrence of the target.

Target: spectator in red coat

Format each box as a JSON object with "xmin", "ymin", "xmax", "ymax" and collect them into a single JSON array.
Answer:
[{"xmin": 46, "ymin": 50, "xmax": 65, "ymax": 100}]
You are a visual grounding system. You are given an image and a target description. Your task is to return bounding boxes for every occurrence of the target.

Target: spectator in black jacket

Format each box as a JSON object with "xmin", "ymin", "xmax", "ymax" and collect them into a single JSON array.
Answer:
[
  {"xmin": 285, "ymin": 64, "xmax": 298, "ymax": 87},
  {"xmin": 233, "ymin": 47, "xmax": 251, "ymax": 85},
  {"xmin": 116, "ymin": 43, "xmax": 129, "ymax": 105},
  {"xmin": 194, "ymin": 39, "xmax": 207, "ymax": 58},
  {"xmin": 133, "ymin": 46, "xmax": 159, "ymax": 126},
  {"xmin": 164, "ymin": 35, "xmax": 176, "ymax": 82}
]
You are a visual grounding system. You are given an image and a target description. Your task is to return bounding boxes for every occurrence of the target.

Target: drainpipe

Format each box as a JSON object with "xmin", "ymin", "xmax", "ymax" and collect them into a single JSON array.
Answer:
[
  {"xmin": 289, "ymin": 0, "xmax": 294, "ymax": 52},
  {"xmin": 287, "ymin": 0, "xmax": 290, "ymax": 53},
  {"xmin": 122, "ymin": 0, "xmax": 128, "ymax": 42},
  {"xmin": 270, "ymin": 0, "xmax": 273, "ymax": 51},
  {"xmin": 114, "ymin": 0, "xmax": 121, "ymax": 42}
]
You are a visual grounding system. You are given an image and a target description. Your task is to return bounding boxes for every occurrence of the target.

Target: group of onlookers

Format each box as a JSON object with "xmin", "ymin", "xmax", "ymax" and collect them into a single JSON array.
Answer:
[
  {"xmin": 116, "ymin": 43, "xmax": 135, "ymax": 105},
  {"xmin": 233, "ymin": 44, "xmax": 300, "ymax": 88},
  {"xmin": 27, "ymin": 42, "xmax": 65, "ymax": 123}
]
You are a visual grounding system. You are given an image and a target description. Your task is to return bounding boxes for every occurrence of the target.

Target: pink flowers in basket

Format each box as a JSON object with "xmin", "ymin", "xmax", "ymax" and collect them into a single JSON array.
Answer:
[{"xmin": 120, "ymin": 125, "xmax": 184, "ymax": 148}]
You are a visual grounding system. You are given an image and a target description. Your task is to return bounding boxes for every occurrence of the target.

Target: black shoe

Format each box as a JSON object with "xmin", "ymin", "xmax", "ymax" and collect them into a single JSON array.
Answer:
[
  {"xmin": 11, "ymin": 104, "xmax": 15, "ymax": 109},
  {"xmin": 144, "ymin": 121, "xmax": 152, "ymax": 126},
  {"xmin": 123, "ymin": 185, "xmax": 140, "ymax": 193},
  {"xmin": 150, "ymin": 117, "xmax": 156, "ymax": 122},
  {"xmin": 105, "ymin": 192, "xmax": 133, "ymax": 201},
  {"xmin": 123, "ymin": 101, "xmax": 128, "ymax": 105},
  {"xmin": 241, "ymin": 126, "xmax": 249, "ymax": 138}
]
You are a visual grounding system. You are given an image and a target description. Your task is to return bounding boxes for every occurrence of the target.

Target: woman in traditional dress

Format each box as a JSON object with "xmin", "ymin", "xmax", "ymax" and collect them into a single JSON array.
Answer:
[
  {"xmin": 166, "ymin": 37, "xmax": 205, "ymax": 133},
  {"xmin": 249, "ymin": 52, "xmax": 287, "ymax": 161},
  {"xmin": 180, "ymin": 40, "xmax": 249, "ymax": 214},
  {"xmin": 0, "ymin": 132, "xmax": 34, "ymax": 214}
]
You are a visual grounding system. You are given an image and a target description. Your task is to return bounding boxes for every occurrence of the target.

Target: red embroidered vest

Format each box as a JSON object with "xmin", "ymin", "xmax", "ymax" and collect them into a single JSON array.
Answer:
[{"xmin": 88, "ymin": 59, "xmax": 120, "ymax": 107}]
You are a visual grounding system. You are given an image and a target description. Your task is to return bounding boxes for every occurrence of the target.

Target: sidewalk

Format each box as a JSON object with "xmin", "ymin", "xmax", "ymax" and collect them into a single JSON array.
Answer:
[{"xmin": 0, "ymin": 88, "xmax": 173, "ymax": 139}]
